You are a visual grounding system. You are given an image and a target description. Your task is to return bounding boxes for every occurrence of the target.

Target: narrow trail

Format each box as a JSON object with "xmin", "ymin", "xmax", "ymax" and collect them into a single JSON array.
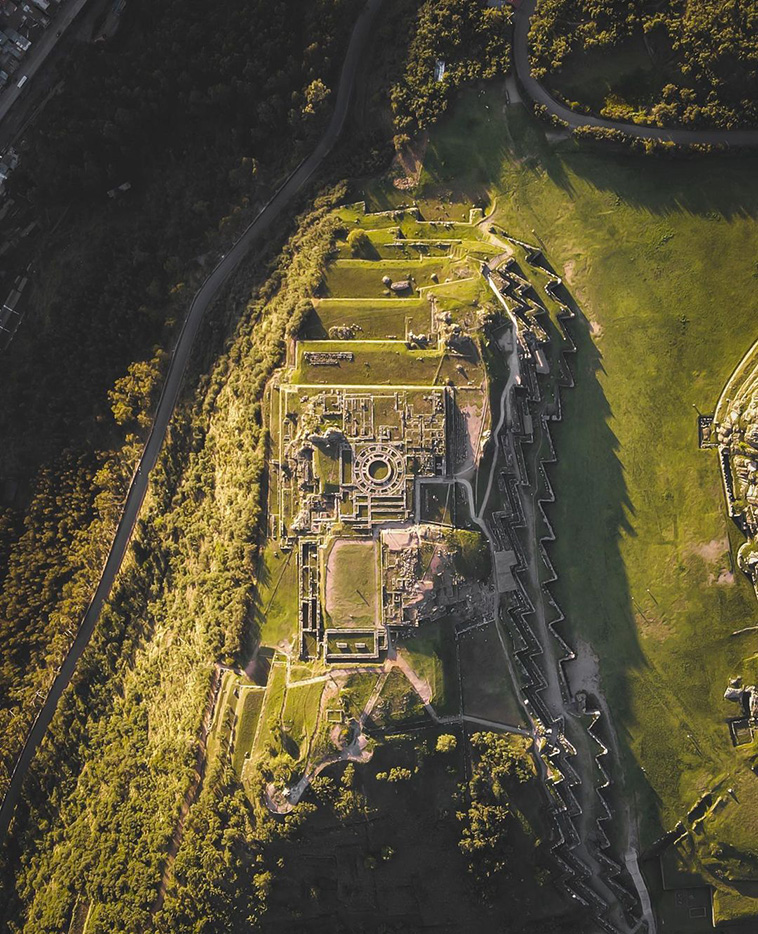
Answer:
[
  {"xmin": 453, "ymin": 256, "xmax": 520, "ymax": 531},
  {"xmin": 460, "ymin": 715, "xmax": 532, "ymax": 736},
  {"xmin": 626, "ymin": 846, "xmax": 657, "ymax": 934}
]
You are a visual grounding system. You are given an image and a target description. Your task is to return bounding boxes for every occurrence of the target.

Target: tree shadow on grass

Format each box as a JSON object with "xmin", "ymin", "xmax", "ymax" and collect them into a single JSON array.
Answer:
[
  {"xmin": 415, "ymin": 85, "xmax": 581, "ymax": 208},
  {"xmin": 560, "ymin": 138, "xmax": 758, "ymax": 222},
  {"xmin": 246, "ymin": 436, "xmax": 276, "ymax": 661}
]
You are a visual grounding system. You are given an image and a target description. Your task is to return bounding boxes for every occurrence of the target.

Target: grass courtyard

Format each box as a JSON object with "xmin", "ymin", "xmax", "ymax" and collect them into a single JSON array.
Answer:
[
  {"xmin": 324, "ymin": 538, "xmax": 380, "ymax": 628},
  {"xmin": 301, "ymin": 297, "xmax": 431, "ymax": 341},
  {"xmin": 324, "ymin": 257, "xmax": 469, "ymax": 298}
]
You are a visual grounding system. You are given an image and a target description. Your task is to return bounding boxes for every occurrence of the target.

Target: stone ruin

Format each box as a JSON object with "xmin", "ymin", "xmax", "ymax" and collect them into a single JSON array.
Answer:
[{"xmin": 724, "ymin": 677, "xmax": 758, "ymax": 745}]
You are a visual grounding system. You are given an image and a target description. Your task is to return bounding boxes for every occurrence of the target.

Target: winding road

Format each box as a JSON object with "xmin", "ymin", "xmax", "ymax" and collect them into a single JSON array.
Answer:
[
  {"xmin": 513, "ymin": 0, "xmax": 758, "ymax": 148},
  {"xmin": 0, "ymin": 0, "xmax": 384, "ymax": 847}
]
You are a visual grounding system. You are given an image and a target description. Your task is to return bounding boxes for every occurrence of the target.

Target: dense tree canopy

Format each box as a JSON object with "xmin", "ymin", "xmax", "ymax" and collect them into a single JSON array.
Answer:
[
  {"xmin": 390, "ymin": 0, "xmax": 512, "ymax": 140},
  {"xmin": 530, "ymin": 0, "xmax": 758, "ymax": 129},
  {"xmin": 1, "ymin": 196, "xmax": 344, "ymax": 934}
]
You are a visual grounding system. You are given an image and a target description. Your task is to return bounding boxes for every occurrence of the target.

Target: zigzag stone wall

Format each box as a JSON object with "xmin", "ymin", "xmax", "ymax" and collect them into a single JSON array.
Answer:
[{"xmin": 485, "ymin": 239, "xmax": 643, "ymax": 932}]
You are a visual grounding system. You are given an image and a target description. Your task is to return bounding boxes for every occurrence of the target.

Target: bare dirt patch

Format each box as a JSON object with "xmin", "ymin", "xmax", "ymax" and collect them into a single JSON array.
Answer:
[
  {"xmin": 392, "ymin": 132, "xmax": 428, "ymax": 190},
  {"xmin": 456, "ymin": 400, "xmax": 487, "ymax": 472},
  {"xmin": 383, "ymin": 527, "xmax": 416, "ymax": 550},
  {"xmin": 689, "ymin": 537, "xmax": 729, "ymax": 563}
]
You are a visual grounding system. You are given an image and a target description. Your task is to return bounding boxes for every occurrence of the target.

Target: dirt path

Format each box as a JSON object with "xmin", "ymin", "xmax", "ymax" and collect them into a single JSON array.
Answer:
[
  {"xmin": 453, "ymin": 246, "xmax": 520, "ymax": 528},
  {"xmin": 392, "ymin": 650, "xmax": 431, "ymax": 704},
  {"xmin": 460, "ymin": 715, "xmax": 532, "ymax": 736},
  {"xmin": 266, "ymin": 665, "xmax": 389, "ymax": 813},
  {"xmin": 625, "ymin": 846, "xmax": 657, "ymax": 934},
  {"xmin": 266, "ymin": 645, "xmax": 444, "ymax": 813}
]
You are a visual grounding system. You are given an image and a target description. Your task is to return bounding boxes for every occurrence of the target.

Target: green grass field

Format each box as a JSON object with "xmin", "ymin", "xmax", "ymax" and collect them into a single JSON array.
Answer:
[
  {"xmin": 315, "ymin": 445, "xmax": 340, "ymax": 493},
  {"xmin": 384, "ymin": 86, "xmax": 758, "ymax": 903},
  {"xmin": 291, "ymin": 340, "xmax": 485, "ymax": 389},
  {"xmin": 400, "ymin": 617, "xmax": 460, "ymax": 716},
  {"xmin": 458, "ymin": 621, "xmax": 528, "ymax": 728},
  {"xmin": 324, "ymin": 538, "xmax": 379, "ymax": 627},
  {"xmin": 281, "ymin": 680, "xmax": 325, "ymax": 764},
  {"xmin": 253, "ymin": 660, "xmax": 288, "ymax": 761},
  {"xmin": 254, "ymin": 545, "xmax": 298, "ymax": 648},
  {"xmin": 232, "ymin": 688, "xmax": 265, "ymax": 776},
  {"xmin": 324, "ymin": 257, "xmax": 469, "ymax": 298},
  {"xmin": 341, "ymin": 670, "xmax": 381, "ymax": 720},
  {"xmin": 325, "ymin": 632, "xmax": 378, "ymax": 656},
  {"xmin": 419, "ymin": 481, "xmax": 456, "ymax": 525},
  {"xmin": 205, "ymin": 669, "xmax": 237, "ymax": 764},
  {"xmin": 334, "ymin": 233, "xmax": 453, "ymax": 261},
  {"xmin": 371, "ymin": 668, "xmax": 428, "ymax": 729},
  {"xmin": 292, "ymin": 340, "xmax": 439, "ymax": 386},
  {"xmin": 301, "ymin": 298, "xmax": 431, "ymax": 341}
]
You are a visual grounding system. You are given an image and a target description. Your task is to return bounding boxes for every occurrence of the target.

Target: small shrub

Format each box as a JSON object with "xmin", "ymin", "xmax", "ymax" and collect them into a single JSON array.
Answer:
[{"xmin": 436, "ymin": 734, "xmax": 457, "ymax": 754}]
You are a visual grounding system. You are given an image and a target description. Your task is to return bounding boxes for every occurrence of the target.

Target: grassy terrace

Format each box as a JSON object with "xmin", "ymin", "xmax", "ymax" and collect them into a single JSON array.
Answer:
[
  {"xmin": 357, "ymin": 86, "xmax": 758, "ymax": 916},
  {"xmin": 323, "ymin": 256, "xmax": 473, "ymax": 298},
  {"xmin": 232, "ymin": 689, "xmax": 265, "ymax": 776},
  {"xmin": 253, "ymin": 660, "xmax": 288, "ymax": 762},
  {"xmin": 281, "ymin": 680, "xmax": 325, "ymax": 764},
  {"xmin": 302, "ymin": 297, "xmax": 432, "ymax": 341},
  {"xmin": 290, "ymin": 340, "xmax": 485, "ymax": 388},
  {"xmin": 254, "ymin": 545, "xmax": 298, "ymax": 649}
]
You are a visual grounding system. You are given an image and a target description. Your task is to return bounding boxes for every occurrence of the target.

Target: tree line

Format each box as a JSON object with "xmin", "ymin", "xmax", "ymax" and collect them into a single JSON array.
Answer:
[{"xmin": 390, "ymin": 0, "xmax": 512, "ymax": 146}]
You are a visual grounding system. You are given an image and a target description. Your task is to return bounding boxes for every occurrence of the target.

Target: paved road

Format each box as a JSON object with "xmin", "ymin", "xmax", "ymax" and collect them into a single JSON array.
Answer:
[
  {"xmin": 0, "ymin": 0, "xmax": 384, "ymax": 847},
  {"xmin": 513, "ymin": 0, "xmax": 758, "ymax": 147},
  {"xmin": 0, "ymin": 0, "xmax": 92, "ymax": 124}
]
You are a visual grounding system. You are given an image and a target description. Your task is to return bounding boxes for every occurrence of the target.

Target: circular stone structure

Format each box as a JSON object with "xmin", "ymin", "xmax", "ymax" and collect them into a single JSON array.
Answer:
[{"xmin": 353, "ymin": 444, "xmax": 405, "ymax": 495}]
